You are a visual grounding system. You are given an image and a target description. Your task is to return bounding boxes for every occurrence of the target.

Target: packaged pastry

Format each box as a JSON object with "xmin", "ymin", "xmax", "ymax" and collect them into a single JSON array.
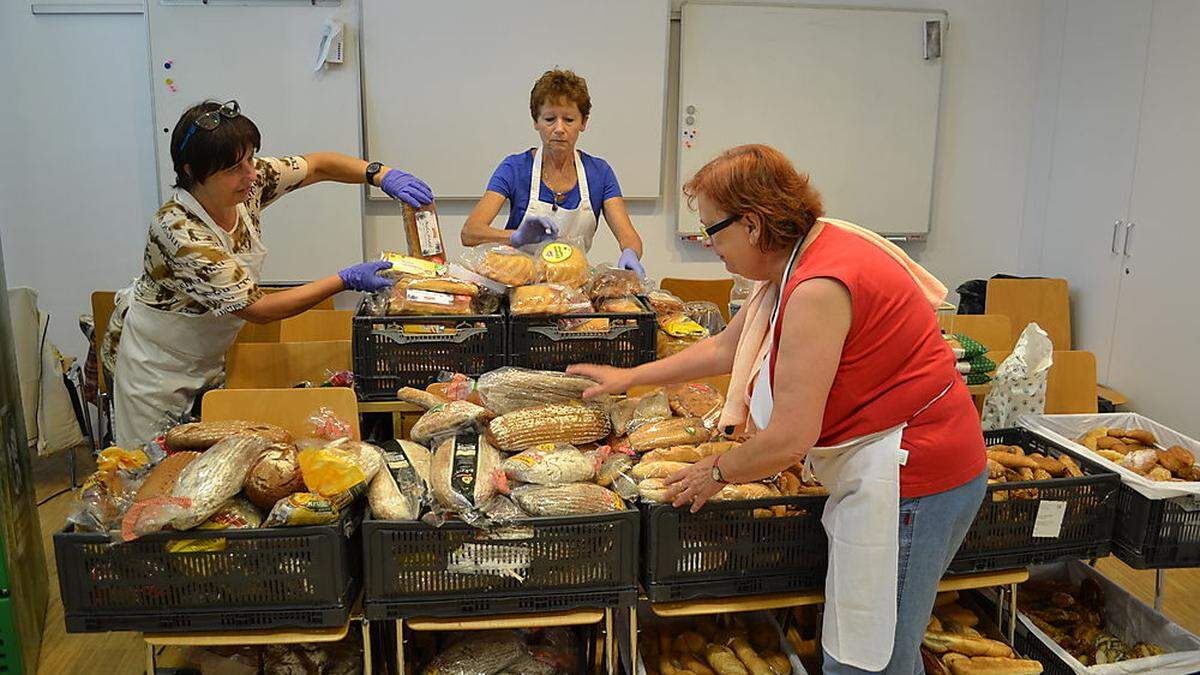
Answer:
[
  {"xmin": 586, "ymin": 264, "xmax": 645, "ymax": 300},
  {"xmin": 509, "ymin": 284, "xmax": 593, "ymax": 316},
  {"xmin": 387, "ymin": 280, "xmax": 473, "ymax": 316},
  {"xmin": 401, "ymin": 202, "xmax": 444, "ymax": 262},
  {"xmin": 462, "ymin": 243, "xmax": 543, "ymax": 287},
  {"xmin": 628, "ymin": 417, "xmax": 713, "ymax": 452},
  {"xmin": 535, "ymin": 241, "xmax": 590, "ymax": 288},
  {"xmin": 596, "ymin": 295, "xmax": 645, "ymax": 314},
  {"xmin": 666, "ymin": 382, "xmax": 725, "ymax": 422},
  {"xmin": 410, "ymin": 400, "xmax": 492, "ymax": 446},
  {"xmin": 647, "ymin": 289, "xmax": 686, "ymax": 315},
  {"xmin": 608, "ymin": 388, "xmax": 671, "ymax": 435},
  {"xmin": 378, "ymin": 251, "xmax": 445, "ymax": 278}
]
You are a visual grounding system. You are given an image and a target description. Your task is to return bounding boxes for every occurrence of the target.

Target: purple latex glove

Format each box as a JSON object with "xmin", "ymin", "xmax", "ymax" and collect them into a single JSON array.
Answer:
[
  {"xmin": 379, "ymin": 169, "xmax": 434, "ymax": 208},
  {"xmin": 617, "ymin": 248, "xmax": 646, "ymax": 279},
  {"xmin": 339, "ymin": 260, "xmax": 394, "ymax": 292},
  {"xmin": 510, "ymin": 216, "xmax": 558, "ymax": 247}
]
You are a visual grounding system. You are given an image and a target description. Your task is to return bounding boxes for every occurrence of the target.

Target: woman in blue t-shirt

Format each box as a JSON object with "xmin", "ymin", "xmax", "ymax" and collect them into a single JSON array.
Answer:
[{"xmin": 461, "ymin": 69, "xmax": 645, "ymax": 276}]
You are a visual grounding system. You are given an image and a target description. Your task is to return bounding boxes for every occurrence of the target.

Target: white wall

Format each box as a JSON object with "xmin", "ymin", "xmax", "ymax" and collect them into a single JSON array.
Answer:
[
  {"xmin": 2, "ymin": 0, "xmax": 1050, "ymax": 365},
  {"xmin": 365, "ymin": 0, "xmax": 1051, "ymax": 305},
  {"xmin": 0, "ymin": 6, "xmax": 158, "ymax": 360}
]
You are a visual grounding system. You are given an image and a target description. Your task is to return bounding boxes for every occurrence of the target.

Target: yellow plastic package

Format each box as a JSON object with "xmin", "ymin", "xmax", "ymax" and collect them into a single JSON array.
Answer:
[
  {"xmin": 298, "ymin": 446, "xmax": 366, "ymax": 497},
  {"xmin": 263, "ymin": 492, "xmax": 339, "ymax": 527}
]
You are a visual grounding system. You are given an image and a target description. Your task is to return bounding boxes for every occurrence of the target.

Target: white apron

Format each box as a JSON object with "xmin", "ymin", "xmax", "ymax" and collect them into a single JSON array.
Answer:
[
  {"xmin": 521, "ymin": 147, "xmax": 599, "ymax": 251},
  {"xmin": 748, "ymin": 239, "xmax": 904, "ymax": 671},
  {"xmin": 113, "ymin": 189, "xmax": 266, "ymax": 449}
]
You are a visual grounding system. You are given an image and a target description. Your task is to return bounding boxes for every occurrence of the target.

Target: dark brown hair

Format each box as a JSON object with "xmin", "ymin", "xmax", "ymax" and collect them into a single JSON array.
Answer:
[
  {"xmin": 683, "ymin": 144, "xmax": 824, "ymax": 252},
  {"xmin": 170, "ymin": 100, "xmax": 261, "ymax": 189},
  {"xmin": 530, "ymin": 69, "xmax": 592, "ymax": 120}
]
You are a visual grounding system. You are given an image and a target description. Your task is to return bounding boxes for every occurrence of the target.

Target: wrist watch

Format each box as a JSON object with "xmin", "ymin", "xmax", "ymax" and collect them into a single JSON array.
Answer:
[
  {"xmin": 365, "ymin": 161, "xmax": 384, "ymax": 187},
  {"xmin": 711, "ymin": 457, "xmax": 728, "ymax": 484}
]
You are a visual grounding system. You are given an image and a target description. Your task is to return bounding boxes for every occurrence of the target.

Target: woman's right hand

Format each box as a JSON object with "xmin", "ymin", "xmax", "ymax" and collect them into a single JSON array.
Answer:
[
  {"xmin": 566, "ymin": 364, "xmax": 635, "ymax": 398},
  {"xmin": 510, "ymin": 216, "xmax": 558, "ymax": 247}
]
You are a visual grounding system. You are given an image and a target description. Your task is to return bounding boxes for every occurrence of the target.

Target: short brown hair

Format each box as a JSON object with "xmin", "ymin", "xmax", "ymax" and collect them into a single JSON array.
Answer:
[
  {"xmin": 683, "ymin": 144, "xmax": 824, "ymax": 252},
  {"xmin": 530, "ymin": 69, "xmax": 592, "ymax": 120},
  {"xmin": 171, "ymin": 100, "xmax": 261, "ymax": 190}
]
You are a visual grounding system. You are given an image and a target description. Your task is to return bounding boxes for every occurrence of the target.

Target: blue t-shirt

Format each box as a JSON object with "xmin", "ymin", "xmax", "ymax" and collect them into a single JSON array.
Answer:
[{"xmin": 485, "ymin": 149, "xmax": 622, "ymax": 230}]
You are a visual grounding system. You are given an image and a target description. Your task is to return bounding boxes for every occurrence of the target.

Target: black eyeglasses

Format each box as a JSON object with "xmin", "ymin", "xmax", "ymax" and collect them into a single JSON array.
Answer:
[
  {"xmin": 177, "ymin": 100, "xmax": 240, "ymax": 153},
  {"xmin": 700, "ymin": 214, "xmax": 740, "ymax": 240}
]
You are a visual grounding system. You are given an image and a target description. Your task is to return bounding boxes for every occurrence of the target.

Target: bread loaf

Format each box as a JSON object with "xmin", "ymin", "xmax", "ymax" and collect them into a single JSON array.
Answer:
[
  {"xmin": 136, "ymin": 451, "xmax": 200, "ymax": 501},
  {"xmin": 597, "ymin": 296, "xmax": 645, "ymax": 313},
  {"xmin": 609, "ymin": 389, "xmax": 671, "ymax": 435},
  {"xmin": 537, "ymin": 241, "xmax": 590, "ymax": 288},
  {"xmin": 476, "ymin": 245, "xmax": 541, "ymax": 286},
  {"xmin": 487, "ymin": 403, "xmax": 610, "ymax": 450},
  {"xmin": 666, "ymin": 382, "xmax": 725, "ymax": 421},
  {"xmin": 396, "ymin": 386, "xmax": 448, "ymax": 411},
  {"xmin": 410, "ymin": 400, "xmax": 491, "ymax": 446},
  {"xmin": 629, "ymin": 418, "xmax": 712, "ymax": 452},
  {"xmin": 430, "ymin": 432, "xmax": 500, "ymax": 511},
  {"xmin": 509, "ymin": 283, "xmax": 591, "ymax": 315},
  {"xmin": 164, "ymin": 420, "xmax": 292, "ymax": 452},
  {"xmin": 243, "ymin": 442, "xmax": 305, "ymax": 510},
  {"xmin": 944, "ymin": 655, "xmax": 1043, "ymax": 675},
  {"xmin": 631, "ymin": 460, "xmax": 691, "ymax": 481},
  {"xmin": 934, "ymin": 604, "xmax": 981, "ymax": 627},
  {"xmin": 476, "ymin": 366, "xmax": 606, "ymax": 415},
  {"xmin": 510, "ymin": 483, "xmax": 625, "ymax": 516}
]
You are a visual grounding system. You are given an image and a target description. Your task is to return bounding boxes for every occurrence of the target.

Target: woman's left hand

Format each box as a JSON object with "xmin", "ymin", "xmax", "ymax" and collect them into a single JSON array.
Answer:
[{"xmin": 665, "ymin": 455, "xmax": 725, "ymax": 513}]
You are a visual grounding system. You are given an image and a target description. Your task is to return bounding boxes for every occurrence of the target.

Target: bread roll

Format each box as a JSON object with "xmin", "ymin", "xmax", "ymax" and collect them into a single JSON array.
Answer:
[
  {"xmin": 642, "ymin": 445, "xmax": 704, "ymax": 464},
  {"xmin": 1119, "ymin": 429, "xmax": 1157, "ymax": 446},
  {"xmin": 987, "ymin": 451, "xmax": 1039, "ymax": 470},
  {"xmin": 631, "ymin": 460, "xmax": 691, "ymax": 481},
  {"xmin": 1028, "ymin": 454, "xmax": 1065, "ymax": 475}
]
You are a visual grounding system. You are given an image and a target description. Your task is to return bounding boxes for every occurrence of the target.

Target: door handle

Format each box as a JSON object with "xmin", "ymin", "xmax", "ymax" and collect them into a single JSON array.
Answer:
[
  {"xmin": 1111, "ymin": 220, "xmax": 1124, "ymax": 254},
  {"xmin": 1123, "ymin": 221, "xmax": 1135, "ymax": 257}
]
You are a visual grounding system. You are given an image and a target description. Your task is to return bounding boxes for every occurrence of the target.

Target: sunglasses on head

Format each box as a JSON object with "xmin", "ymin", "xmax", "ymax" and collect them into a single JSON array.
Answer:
[
  {"xmin": 178, "ymin": 100, "xmax": 240, "ymax": 153},
  {"xmin": 700, "ymin": 214, "xmax": 740, "ymax": 239}
]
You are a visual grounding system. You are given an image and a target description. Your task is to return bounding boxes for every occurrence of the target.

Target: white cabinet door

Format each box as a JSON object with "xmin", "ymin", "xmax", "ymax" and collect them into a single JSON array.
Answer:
[
  {"xmin": 1108, "ymin": 0, "xmax": 1200, "ymax": 435},
  {"xmin": 1036, "ymin": 0, "xmax": 1151, "ymax": 377}
]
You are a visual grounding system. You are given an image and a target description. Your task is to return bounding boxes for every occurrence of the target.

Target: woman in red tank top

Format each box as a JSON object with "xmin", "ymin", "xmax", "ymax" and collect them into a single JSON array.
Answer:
[{"xmin": 570, "ymin": 145, "xmax": 987, "ymax": 674}]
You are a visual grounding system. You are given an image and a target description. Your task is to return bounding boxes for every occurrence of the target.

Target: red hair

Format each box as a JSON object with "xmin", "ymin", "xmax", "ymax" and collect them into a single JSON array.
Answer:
[{"xmin": 683, "ymin": 144, "xmax": 824, "ymax": 252}]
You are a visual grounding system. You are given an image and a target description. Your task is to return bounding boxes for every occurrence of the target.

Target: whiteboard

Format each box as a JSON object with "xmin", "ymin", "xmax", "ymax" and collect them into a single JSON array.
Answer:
[
  {"xmin": 361, "ymin": 0, "xmax": 669, "ymax": 199},
  {"xmin": 677, "ymin": 3, "xmax": 945, "ymax": 237},
  {"xmin": 145, "ymin": 1, "xmax": 364, "ymax": 283}
]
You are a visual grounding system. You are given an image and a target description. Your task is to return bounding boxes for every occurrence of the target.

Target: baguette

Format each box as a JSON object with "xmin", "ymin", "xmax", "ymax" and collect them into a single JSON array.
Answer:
[
  {"xmin": 986, "ymin": 451, "xmax": 1040, "ymax": 471},
  {"xmin": 631, "ymin": 460, "xmax": 692, "ymax": 481},
  {"xmin": 395, "ymin": 386, "xmax": 448, "ymax": 411},
  {"xmin": 945, "ymin": 656, "xmax": 1043, "ymax": 675},
  {"xmin": 729, "ymin": 637, "xmax": 773, "ymax": 675},
  {"xmin": 1028, "ymin": 454, "xmax": 1065, "ymax": 475},
  {"xmin": 1058, "ymin": 454, "xmax": 1084, "ymax": 478},
  {"xmin": 704, "ymin": 645, "xmax": 750, "ymax": 675},
  {"xmin": 923, "ymin": 631, "xmax": 1013, "ymax": 658},
  {"xmin": 643, "ymin": 445, "xmax": 704, "ymax": 464},
  {"xmin": 933, "ymin": 604, "xmax": 980, "ymax": 628}
]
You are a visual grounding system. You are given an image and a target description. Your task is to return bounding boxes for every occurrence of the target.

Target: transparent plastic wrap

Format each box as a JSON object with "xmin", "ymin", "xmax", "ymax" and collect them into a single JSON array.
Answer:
[
  {"xmin": 460, "ymin": 243, "xmax": 544, "ymax": 287},
  {"xmin": 533, "ymin": 241, "xmax": 590, "ymax": 288},
  {"xmin": 487, "ymin": 402, "xmax": 611, "ymax": 451},
  {"xmin": 263, "ymin": 630, "xmax": 364, "ymax": 675},
  {"xmin": 165, "ymin": 496, "xmax": 263, "ymax": 553},
  {"xmin": 410, "ymin": 400, "xmax": 492, "ymax": 446},
  {"xmin": 397, "ymin": 386, "xmax": 451, "ymax": 411},
  {"xmin": 68, "ymin": 447, "xmax": 151, "ymax": 533},
  {"xmin": 307, "ymin": 406, "xmax": 354, "ymax": 441},
  {"xmin": 609, "ymin": 388, "xmax": 671, "ymax": 435},
  {"xmin": 498, "ymin": 443, "xmax": 596, "ymax": 486},
  {"xmin": 369, "ymin": 439, "xmax": 432, "ymax": 520},
  {"xmin": 596, "ymin": 295, "xmax": 645, "ymax": 314},
  {"xmin": 428, "ymin": 431, "xmax": 502, "ymax": 518},
  {"xmin": 378, "ymin": 251, "xmax": 445, "ymax": 279},
  {"xmin": 637, "ymin": 478, "xmax": 780, "ymax": 504},
  {"xmin": 422, "ymin": 630, "xmax": 529, "ymax": 675},
  {"xmin": 729, "ymin": 273, "xmax": 754, "ymax": 318},
  {"xmin": 136, "ymin": 451, "xmax": 200, "ymax": 501},
  {"xmin": 434, "ymin": 372, "xmax": 481, "ymax": 404},
  {"xmin": 242, "ymin": 442, "xmax": 305, "ymax": 510},
  {"xmin": 628, "ymin": 417, "xmax": 713, "ymax": 452},
  {"xmin": 508, "ymin": 283, "xmax": 592, "ymax": 316},
  {"xmin": 586, "ymin": 264, "xmax": 645, "ymax": 300},
  {"xmin": 387, "ymin": 278, "xmax": 475, "ymax": 316},
  {"xmin": 163, "ymin": 419, "xmax": 293, "ymax": 452},
  {"xmin": 657, "ymin": 313, "xmax": 709, "ymax": 359},
  {"xmin": 666, "ymin": 382, "xmax": 726, "ymax": 429},
  {"xmin": 646, "ymin": 288, "xmax": 686, "ymax": 316},
  {"xmin": 472, "ymin": 287, "xmax": 503, "ymax": 314},
  {"xmin": 476, "ymin": 366, "xmax": 606, "ymax": 415},
  {"xmin": 263, "ymin": 492, "xmax": 340, "ymax": 527},
  {"xmin": 685, "ymin": 300, "xmax": 727, "ymax": 335},
  {"xmin": 509, "ymin": 482, "xmax": 625, "ymax": 517},
  {"xmin": 596, "ymin": 449, "xmax": 640, "ymax": 500},
  {"xmin": 120, "ymin": 434, "xmax": 268, "ymax": 539},
  {"xmin": 296, "ymin": 437, "xmax": 383, "ymax": 510}
]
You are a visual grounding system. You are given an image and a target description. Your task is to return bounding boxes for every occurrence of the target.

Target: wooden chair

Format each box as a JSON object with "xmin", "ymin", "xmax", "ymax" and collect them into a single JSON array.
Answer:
[
  {"xmin": 90, "ymin": 291, "xmax": 117, "ymax": 448},
  {"xmin": 660, "ymin": 277, "xmax": 736, "ymax": 323},
  {"xmin": 279, "ymin": 309, "xmax": 353, "ymax": 342},
  {"xmin": 984, "ymin": 278, "xmax": 1071, "ymax": 351},
  {"xmin": 225, "ymin": 340, "xmax": 352, "ymax": 389},
  {"xmin": 233, "ymin": 297, "xmax": 338, "ymax": 343},
  {"xmin": 985, "ymin": 349, "xmax": 1098, "ymax": 414},
  {"xmin": 939, "ymin": 314, "xmax": 1012, "ymax": 354},
  {"xmin": 202, "ymin": 387, "xmax": 360, "ymax": 439}
]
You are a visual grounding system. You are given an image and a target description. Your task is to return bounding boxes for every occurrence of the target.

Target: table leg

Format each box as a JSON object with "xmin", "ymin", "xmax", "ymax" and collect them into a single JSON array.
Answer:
[
  {"xmin": 629, "ymin": 609, "xmax": 638, "ymax": 675},
  {"xmin": 360, "ymin": 617, "xmax": 371, "ymax": 675},
  {"xmin": 1008, "ymin": 582, "xmax": 1017, "ymax": 645},
  {"xmin": 606, "ymin": 608, "xmax": 616, "ymax": 675},
  {"xmin": 396, "ymin": 619, "xmax": 405, "ymax": 675},
  {"xmin": 1155, "ymin": 570, "xmax": 1166, "ymax": 612},
  {"xmin": 145, "ymin": 643, "xmax": 156, "ymax": 675}
]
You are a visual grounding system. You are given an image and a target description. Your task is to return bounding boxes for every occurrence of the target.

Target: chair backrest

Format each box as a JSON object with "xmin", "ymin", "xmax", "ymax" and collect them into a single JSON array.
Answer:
[
  {"xmin": 660, "ymin": 277, "xmax": 735, "ymax": 323},
  {"xmin": 261, "ymin": 286, "xmax": 335, "ymax": 310},
  {"xmin": 984, "ymin": 278, "xmax": 1072, "ymax": 351},
  {"xmin": 986, "ymin": 349, "xmax": 1097, "ymax": 414},
  {"xmin": 225, "ymin": 340, "xmax": 351, "ymax": 390},
  {"xmin": 938, "ymin": 314, "xmax": 1012, "ymax": 354},
  {"xmin": 91, "ymin": 291, "xmax": 117, "ymax": 394},
  {"xmin": 202, "ymin": 386, "xmax": 360, "ymax": 439},
  {"xmin": 233, "ymin": 294, "xmax": 337, "ymax": 344},
  {"xmin": 279, "ymin": 309, "xmax": 353, "ymax": 342}
]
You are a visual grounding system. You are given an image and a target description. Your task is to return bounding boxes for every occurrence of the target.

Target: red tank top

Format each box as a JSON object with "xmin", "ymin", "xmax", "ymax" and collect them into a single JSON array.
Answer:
[{"xmin": 770, "ymin": 224, "xmax": 985, "ymax": 497}]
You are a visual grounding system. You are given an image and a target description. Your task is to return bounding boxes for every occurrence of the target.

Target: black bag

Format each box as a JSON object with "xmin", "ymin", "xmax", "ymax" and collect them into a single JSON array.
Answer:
[{"xmin": 956, "ymin": 274, "xmax": 1047, "ymax": 315}]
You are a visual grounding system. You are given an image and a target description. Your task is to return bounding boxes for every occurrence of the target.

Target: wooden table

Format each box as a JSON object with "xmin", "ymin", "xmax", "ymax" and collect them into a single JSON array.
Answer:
[
  {"xmin": 638, "ymin": 567, "xmax": 1029, "ymax": 662},
  {"xmin": 397, "ymin": 608, "xmax": 613, "ymax": 675}
]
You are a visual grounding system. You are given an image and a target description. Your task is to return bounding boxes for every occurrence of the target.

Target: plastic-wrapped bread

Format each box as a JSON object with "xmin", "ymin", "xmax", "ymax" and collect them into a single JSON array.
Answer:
[
  {"xmin": 136, "ymin": 451, "xmax": 200, "ymax": 501},
  {"xmin": 631, "ymin": 460, "xmax": 691, "ymax": 481},
  {"xmin": 411, "ymin": 401, "xmax": 492, "ymax": 446},
  {"xmin": 501, "ymin": 443, "xmax": 595, "ymax": 485},
  {"xmin": 369, "ymin": 439, "xmax": 432, "ymax": 520},
  {"xmin": 423, "ymin": 630, "xmax": 528, "ymax": 675},
  {"xmin": 462, "ymin": 243, "xmax": 543, "ymax": 287},
  {"xmin": 396, "ymin": 387, "xmax": 450, "ymax": 411},
  {"xmin": 509, "ymin": 284, "xmax": 593, "ymax": 316},
  {"xmin": 629, "ymin": 418, "xmax": 713, "ymax": 452},
  {"xmin": 535, "ymin": 241, "xmax": 590, "ymax": 288},
  {"xmin": 597, "ymin": 295, "xmax": 645, "ymax": 313},
  {"xmin": 430, "ymin": 432, "xmax": 501, "ymax": 512},
  {"xmin": 648, "ymin": 289, "xmax": 687, "ymax": 316},
  {"xmin": 609, "ymin": 389, "xmax": 671, "ymax": 435},
  {"xmin": 641, "ymin": 441, "xmax": 735, "ymax": 464},
  {"xmin": 711, "ymin": 482, "xmax": 781, "ymax": 501},
  {"xmin": 488, "ymin": 403, "xmax": 610, "ymax": 451},
  {"xmin": 476, "ymin": 367, "xmax": 607, "ymax": 415},
  {"xmin": 164, "ymin": 420, "xmax": 292, "ymax": 452},
  {"xmin": 666, "ymin": 383, "xmax": 726, "ymax": 425},
  {"xmin": 243, "ymin": 442, "xmax": 306, "ymax": 510},
  {"xmin": 586, "ymin": 265, "xmax": 645, "ymax": 300},
  {"xmin": 510, "ymin": 483, "xmax": 625, "ymax": 516},
  {"xmin": 596, "ymin": 452, "xmax": 639, "ymax": 500},
  {"xmin": 638, "ymin": 477, "xmax": 672, "ymax": 503}
]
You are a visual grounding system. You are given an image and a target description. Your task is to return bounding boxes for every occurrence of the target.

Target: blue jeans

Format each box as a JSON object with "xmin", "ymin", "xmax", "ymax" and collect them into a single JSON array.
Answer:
[{"xmin": 823, "ymin": 468, "xmax": 987, "ymax": 675}]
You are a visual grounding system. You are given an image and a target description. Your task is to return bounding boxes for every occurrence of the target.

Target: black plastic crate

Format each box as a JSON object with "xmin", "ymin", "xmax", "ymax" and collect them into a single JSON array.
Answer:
[
  {"xmin": 1112, "ymin": 487, "xmax": 1200, "ymax": 569},
  {"xmin": 641, "ymin": 495, "xmax": 829, "ymax": 602},
  {"xmin": 352, "ymin": 299, "xmax": 505, "ymax": 400},
  {"xmin": 54, "ymin": 514, "xmax": 362, "ymax": 633},
  {"xmin": 948, "ymin": 427, "xmax": 1119, "ymax": 573},
  {"xmin": 362, "ymin": 510, "xmax": 639, "ymax": 620},
  {"xmin": 507, "ymin": 296, "xmax": 656, "ymax": 371}
]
